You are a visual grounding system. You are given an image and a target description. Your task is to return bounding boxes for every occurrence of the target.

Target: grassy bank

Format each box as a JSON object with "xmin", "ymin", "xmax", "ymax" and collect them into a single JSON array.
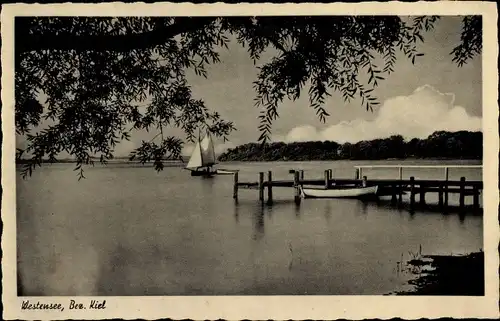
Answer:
[{"xmin": 399, "ymin": 251, "xmax": 484, "ymax": 295}]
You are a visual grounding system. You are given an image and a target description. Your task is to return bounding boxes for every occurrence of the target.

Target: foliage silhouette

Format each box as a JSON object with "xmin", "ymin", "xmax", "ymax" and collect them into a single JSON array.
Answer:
[
  {"xmin": 14, "ymin": 16, "xmax": 482, "ymax": 178},
  {"xmin": 217, "ymin": 131, "xmax": 483, "ymax": 162}
]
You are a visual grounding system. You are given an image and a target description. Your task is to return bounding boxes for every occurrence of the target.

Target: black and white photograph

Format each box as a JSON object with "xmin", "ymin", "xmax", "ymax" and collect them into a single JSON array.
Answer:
[{"xmin": 1, "ymin": 2, "xmax": 499, "ymax": 320}]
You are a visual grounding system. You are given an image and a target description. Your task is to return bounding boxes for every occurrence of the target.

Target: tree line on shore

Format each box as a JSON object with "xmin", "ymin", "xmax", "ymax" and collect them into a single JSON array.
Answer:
[{"xmin": 217, "ymin": 130, "xmax": 482, "ymax": 162}]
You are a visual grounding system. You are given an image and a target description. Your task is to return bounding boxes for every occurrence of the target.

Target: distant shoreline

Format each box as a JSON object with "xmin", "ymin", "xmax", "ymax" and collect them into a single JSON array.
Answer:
[
  {"xmin": 218, "ymin": 156, "xmax": 483, "ymax": 161},
  {"xmin": 216, "ymin": 157, "xmax": 483, "ymax": 163},
  {"xmin": 15, "ymin": 157, "xmax": 482, "ymax": 165},
  {"xmin": 218, "ymin": 131, "xmax": 482, "ymax": 162},
  {"xmin": 15, "ymin": 131, "xmax": 482, "ymax": 165},
  {"xmin": 15, "ymin": 159, "xmax": 186, "ymax": 166}
]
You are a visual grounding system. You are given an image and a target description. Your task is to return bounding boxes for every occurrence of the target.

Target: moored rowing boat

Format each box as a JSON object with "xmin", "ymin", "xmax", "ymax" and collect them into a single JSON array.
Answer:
[{"xmin": 300, "ymin": 185, "xmax": 378, "ymax": 199}]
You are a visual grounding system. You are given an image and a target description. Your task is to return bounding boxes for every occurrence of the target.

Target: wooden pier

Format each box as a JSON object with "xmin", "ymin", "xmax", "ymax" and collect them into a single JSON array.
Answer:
[{"xmin": 232, "ymin": 165, "xmax": 483, "ymax": 213}]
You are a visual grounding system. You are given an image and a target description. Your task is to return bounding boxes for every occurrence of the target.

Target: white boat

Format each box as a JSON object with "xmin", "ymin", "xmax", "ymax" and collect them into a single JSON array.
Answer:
[
  {"xmin": 185, "ymin": 130, "xmax": 217, "ymax": 177},
  {"xmin": 215, "ymin": 169, "xmax": 239, "ymax": 175},
  {"xmin": 300, "ymin": 185, "xmax": 379, "ymax": 199}
]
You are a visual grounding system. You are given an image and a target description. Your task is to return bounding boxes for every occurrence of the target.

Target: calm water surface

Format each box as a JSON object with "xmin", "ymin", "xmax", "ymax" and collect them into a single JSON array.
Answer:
[{"xmin": 17, "ymin": 160, "xmax": 483, "ymax": 295}]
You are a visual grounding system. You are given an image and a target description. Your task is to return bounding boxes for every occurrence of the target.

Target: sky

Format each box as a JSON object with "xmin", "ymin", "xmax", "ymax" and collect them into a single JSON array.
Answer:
[
  {"xmin": 18, "ymin": 16, "xmax": 483, "ymax": 157},
  {"xmin": 162, "ymin": 16, "xmax": 482, "ymax": 156}
]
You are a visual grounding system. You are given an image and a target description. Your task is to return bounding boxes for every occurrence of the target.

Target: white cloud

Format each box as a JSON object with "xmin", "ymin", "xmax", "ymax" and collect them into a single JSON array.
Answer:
[
  {"xmin": 282, "ymin": 85, "xmax": 482, "ymax": 143},
  {"xmin": 285, "ymin": 125, "xmax": 320, "ymax": 143}
]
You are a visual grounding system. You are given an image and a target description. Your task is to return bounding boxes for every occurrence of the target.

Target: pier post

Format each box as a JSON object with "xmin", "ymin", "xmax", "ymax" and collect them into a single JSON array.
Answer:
[
  {"xmin": 398, "ymin": 184, "xmax": 403, "ymax": 206},
  {"xmin": 398, "ymin": 170, "xmax": 403, "ymax": 205},
  {"xmin": 438, "ymin": 184, "xmax": 443, "ymax": 208},
  {"xmin": 329, "ymin": 169, "xmax": 335, "ymax": 186},
  {"xmin": 419, "ymin": 183, "xmax": 426, "ymax": 207},
  {"xmin": 267, "ymin": 171, "xmax": 273, "ymax": 205},
  {"xmin": 355, "ymin": 168, "xmax": 360, "ymax": 180},
  {"xmin": 300, "ymin": 170, "xmax": 304, "ymax": 182},
  {"xmin": 324, "ymin": 170, "xmax": 329, "ymax": 189},
  {"xmin": 294, "ymin": 171, "xmax": 301, "ymax": 205},
  {"xmin": 233, "ymin": 171, "xmax": 239, "ymax": 199},
  {"xmin": 459, "ymin": 177, "xmax": 466, "ymax": 209},
  {"xmin": 409, "ymin": 176, "xmax": 415, "ymax": 208},
  {"xmin": 473, "ymin": 186, "xmax": 480, "ymax": 210},
  {"xmin": 258, "ymin": 172, "xmax": 264, "ymax": 203},
  {"xmin": 391, "ymin": 184, "xmax": 397, "ymax": 205},
  {"xmin": 444, "ymin": 167, "xmax": 449, "ymax": 207}
]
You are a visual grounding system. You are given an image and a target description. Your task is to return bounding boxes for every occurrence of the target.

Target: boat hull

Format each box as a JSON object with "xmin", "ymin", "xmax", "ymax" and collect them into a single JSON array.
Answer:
[
  {"xmin": 300, "ymin": 185, "xmax": 379, "ymax": 199},
  {"xmin": 186, "ymin": 168, "xmax": 238, "ymax": 176},
  {"xmin": 189, "ymin": 169, "xmax": 216, "ymax": 177}
]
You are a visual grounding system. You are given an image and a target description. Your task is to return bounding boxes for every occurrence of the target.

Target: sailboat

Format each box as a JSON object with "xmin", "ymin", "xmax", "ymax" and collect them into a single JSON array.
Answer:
[
  {"xmin": 184, "ymin": 130, "xmax": 239, "ymax": 177},
  {"xmin": 185, "ymin": 130, "xmax": 217, "ymax": 177}
]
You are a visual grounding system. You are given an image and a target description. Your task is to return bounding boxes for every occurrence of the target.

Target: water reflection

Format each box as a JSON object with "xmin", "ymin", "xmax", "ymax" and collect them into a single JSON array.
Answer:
[
  {"xmin": 232, "ymin": 200, "xmax": 313, "ymax": 241},
  {"xmin": 253, "ymin": 204, "xmax": 265, "ymax": 241},
  {"xmin": 233, "ymin": 199, "xmax": 239, "ymax": 223},
  {"xmin": 201, "ymin": 175, "xmax": 215, "ymax": 190},
  {"xmin": 319, "ymin": 199, "xmax": 373, "ymax": 221},
  {"xmin": 360, "ymin": 200, "xmax": 368, "ymax": 215},
  {"xmin": 266, "ymin": 202, "xmax": 273, "ymax": 219},
  {"xmin": 323, "ymin": 201, "xmax": 332, "ymax": 221},
  {"xmin": 458, "ymin": 211, "xmax": 466, "ymax": 224},
  {"xmin": 294, "ymin": 203, "xmax": 301, "ymax": 218}
]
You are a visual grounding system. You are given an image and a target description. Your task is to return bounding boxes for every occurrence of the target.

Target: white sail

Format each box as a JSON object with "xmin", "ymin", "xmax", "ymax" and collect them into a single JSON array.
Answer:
[
  {"xmin": 186, "ymin": 140, "xmax": 203, "ymax": 169},
  {"xmin": 200, "ymin": 131, "xmax": 216, "ymax": 166}
]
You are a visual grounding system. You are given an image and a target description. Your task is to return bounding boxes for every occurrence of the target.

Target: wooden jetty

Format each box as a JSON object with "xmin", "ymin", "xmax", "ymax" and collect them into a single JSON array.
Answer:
[{"xmin": 232, "ymin": 165, "xmax": 483, "ymax": 213}]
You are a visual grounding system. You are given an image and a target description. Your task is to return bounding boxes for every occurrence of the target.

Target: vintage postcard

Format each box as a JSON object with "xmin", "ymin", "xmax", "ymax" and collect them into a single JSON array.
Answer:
[{"xmin": 2, "ymin": 1, "xmax": 499, "ymax": 320}]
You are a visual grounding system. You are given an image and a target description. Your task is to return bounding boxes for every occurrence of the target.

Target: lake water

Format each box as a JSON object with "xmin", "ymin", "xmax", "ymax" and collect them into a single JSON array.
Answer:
[{"xmin": 16, "ymin": 159, "xmax": 483, "ymax": 296}]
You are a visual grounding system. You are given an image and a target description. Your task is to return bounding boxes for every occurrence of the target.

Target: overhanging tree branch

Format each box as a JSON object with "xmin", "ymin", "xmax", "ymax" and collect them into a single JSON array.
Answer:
[
  {"xmin": 15, "ymin": 17, "xmax": 217, "ymax": 53},
  {"xmin": 14, "ymin": 16, "xmax": 482, "ymax": 179}
]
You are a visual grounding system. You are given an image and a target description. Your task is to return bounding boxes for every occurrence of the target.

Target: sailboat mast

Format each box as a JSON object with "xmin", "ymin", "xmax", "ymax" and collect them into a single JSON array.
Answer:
[
  {"xmin": 198, "ymin": 129, "xmax": 204, "ymax": 169},
  {"xmin": 205, "ymin": 129, "xmax": 214, "ymax": 169},
  {"xmin": 208, "ymin": 129, "xmax": 216, "ymax": 164}
]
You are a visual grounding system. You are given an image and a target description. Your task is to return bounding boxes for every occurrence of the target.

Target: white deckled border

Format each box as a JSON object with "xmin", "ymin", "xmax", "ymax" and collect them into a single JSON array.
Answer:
[{"xmin": 2, "ymin": 2, "xmax": 499, "ymax": 320}]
